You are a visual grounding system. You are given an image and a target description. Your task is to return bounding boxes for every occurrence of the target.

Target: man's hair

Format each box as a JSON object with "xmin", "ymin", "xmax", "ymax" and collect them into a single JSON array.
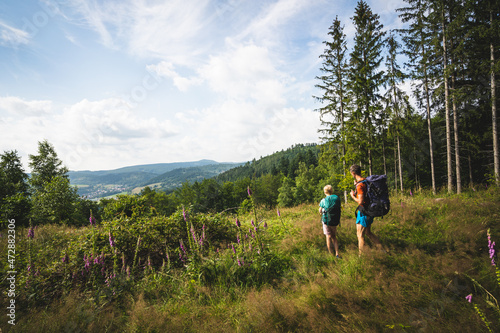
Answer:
[
  {"xmin": 349, "ymin": 164, "xmax": 362, "ymax": 176},
  {"xmin": 324, "ymin": 185, "xmax": 333, "ymax": 195}
]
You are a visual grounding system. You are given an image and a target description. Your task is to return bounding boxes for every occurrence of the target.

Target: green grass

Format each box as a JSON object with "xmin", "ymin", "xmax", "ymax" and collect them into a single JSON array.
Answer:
[{"xmin": 1, "ymin": 188, "xmax": 499, "ymax": 332}]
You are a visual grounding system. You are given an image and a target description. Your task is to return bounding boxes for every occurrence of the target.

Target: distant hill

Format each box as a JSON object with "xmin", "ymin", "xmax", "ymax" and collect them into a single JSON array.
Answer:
[
  {"xmin": 134, "ymin": 163, "xmax": 243, "ymax": 193},
  {"xmin": 68, "ymin": 160, "xmax": 239, "ymax": 199},
  {"xmin": 216, "ymin": 143, "xmax": 319, "ymax": 182}
]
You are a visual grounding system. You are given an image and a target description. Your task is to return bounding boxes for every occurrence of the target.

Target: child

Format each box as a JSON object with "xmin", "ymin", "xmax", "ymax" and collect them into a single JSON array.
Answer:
[{"xmin": 319, "ymin": 185, "xmax": 341, "ymax": 258}]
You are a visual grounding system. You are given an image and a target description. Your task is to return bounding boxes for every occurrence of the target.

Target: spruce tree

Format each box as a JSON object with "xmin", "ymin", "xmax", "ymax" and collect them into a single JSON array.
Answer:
[
  {"xmin": 398, "ymin": 0, "xmax": 438, "ymax": 194},
  {"xmin": 348, "ymin": 0, "xmax": 386, "ymax": 175},
  {"xmin": 315, "ymin": 16, "xmax": 350, "ymax": 201}
]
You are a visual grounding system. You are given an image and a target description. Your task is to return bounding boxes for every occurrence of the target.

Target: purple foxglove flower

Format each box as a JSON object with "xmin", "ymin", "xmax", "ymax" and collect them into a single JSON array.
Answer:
[
  {"xmin": 264, "ymin": 222, "xmax": 268, "ymax": 228},
  {"xmin": 277, "ymin": 208, "xmax": 281, "ymax": 217},
  {"xmin": 191, "ymin": 226, "xmax": 197, "ymax": 243},
  {"xmin": 237, "ymin": 259, "xmax": 242, "ymax": 267},
  {"xmin": 28, "ymin": 227, "xmax": 34, "ymax": 239},
  {"xmin": 236, "ymin": 218, "xmax": 241, "ymax": 228},
  {"xmin": 237, "ymin": 235, "xmax": 240, "ymax": 244},
  {"xmin": 180, "ymin": 240, "xmax": 187, "ymax": 255},
  {"xmin": 183, "ymin": 207, "xmax": 188, "ymax": 222},
  {"xmin": 62, "ymin": 253, "xmax": 69, "ymax": 263},
  {"xmin": 231, "ymin": 243, "xmax": 236, "ymax": 254},
  {"xmin": 465, "ymin": 294, "xmax": 472, "ymax": 303},
  {"xmin": 89, "ymin": 214, "xmax": 96, "ymax": 226},
  {"xmin": 410, "ymin": 189, "xmax": 413, "ymax": 196},
  {"xmin": 247, "ymin": 186, "xmax": 252, "ymax": 196},
  {"xmin": 251, "ymin": 220, "xmax": 255, "ymax": 227},
  {"xmin": 109, "ymin": 231, "xmax": 116, "ymax": 247}
]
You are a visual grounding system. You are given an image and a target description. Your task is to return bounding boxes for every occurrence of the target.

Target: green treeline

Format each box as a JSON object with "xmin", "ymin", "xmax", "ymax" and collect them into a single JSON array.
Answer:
[
  {"xmin": 0, "ymin": 142, "xmax": 329, "ymax": 226},
  {"xmin": 316, "ymin": 0, "xmax": 500, "ymax": 195}
]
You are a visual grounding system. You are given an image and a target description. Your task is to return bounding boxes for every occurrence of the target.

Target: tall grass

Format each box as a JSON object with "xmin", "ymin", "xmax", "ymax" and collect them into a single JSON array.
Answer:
[{"xmin": 1, "ymin": 188, "xmax": 499, "ymax": 332}]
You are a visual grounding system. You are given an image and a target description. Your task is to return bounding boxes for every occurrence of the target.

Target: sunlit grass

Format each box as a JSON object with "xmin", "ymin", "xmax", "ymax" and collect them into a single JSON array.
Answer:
[{"xmin": 1, "ymin": 188, "xmax": 499, "ymax": 332}]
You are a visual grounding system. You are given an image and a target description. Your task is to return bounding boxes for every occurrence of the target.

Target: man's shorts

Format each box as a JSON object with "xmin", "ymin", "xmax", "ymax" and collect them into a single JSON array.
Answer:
[
  {"xmin": 323, "ymin": 224, "xmax": 337, "ymax": 236},
  {"xmin": 356, "ymin": 211, "xmax": 374, "ymax": 228}
]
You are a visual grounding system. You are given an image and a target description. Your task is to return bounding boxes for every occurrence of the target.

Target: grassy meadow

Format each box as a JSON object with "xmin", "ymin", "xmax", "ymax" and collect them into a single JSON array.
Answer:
[{"xmin": 1, "ymin": 188, "xmax": 500, "ymax": 332}]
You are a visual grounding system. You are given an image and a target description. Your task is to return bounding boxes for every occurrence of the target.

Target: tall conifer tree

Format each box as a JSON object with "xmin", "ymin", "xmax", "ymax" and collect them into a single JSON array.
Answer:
[
  {"xmin": 315, "ymin": 16, "xmax": 350, "ymax": 202},
  {"xmin": 348, "ymin": 0, "xmax": 386, "ymax": 175}
]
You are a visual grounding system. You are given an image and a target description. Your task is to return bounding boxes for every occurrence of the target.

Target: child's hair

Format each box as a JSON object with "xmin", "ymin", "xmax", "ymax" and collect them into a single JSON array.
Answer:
[{"xmin": 323, "ymin": 185, "xmax": 333, "ymax": 195}]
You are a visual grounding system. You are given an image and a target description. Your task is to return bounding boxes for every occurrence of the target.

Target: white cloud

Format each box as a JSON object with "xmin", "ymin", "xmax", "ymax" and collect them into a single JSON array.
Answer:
[
  {"xmin": 0, "ymin": 96, "xmax": 53, "ymax": 116},
  {"xmin": 0, "ymin": 97, "xmax": 179, "ymax": 170},
  {"xmin": 147, "ymin": 62, "xmax": 203, "ymax": 92},
  {"xmin": 64, "ymin": 0, "xmax": 213, "ymax": 63},
  {"xmin": 0, "ymin": 21, "xmax": 30, "ymax": 46},
  {"xmin": 199, "ymin": 42, "xmax": 287, "ymax": 107}
]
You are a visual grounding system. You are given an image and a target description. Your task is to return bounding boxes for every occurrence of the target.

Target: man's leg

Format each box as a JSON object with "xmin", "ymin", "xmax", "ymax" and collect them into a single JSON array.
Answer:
[
  {"xmin": 365, "ymin": 226, "xmax": 387, "ymax": 252},
  {"xmin": 356, "ymin": 223, "xmax": 366, "ymax": 254}
]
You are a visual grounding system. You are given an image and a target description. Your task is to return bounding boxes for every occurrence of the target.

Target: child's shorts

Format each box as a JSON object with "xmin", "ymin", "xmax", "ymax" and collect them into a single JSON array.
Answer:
[{"xmin": 323, "ymin": 224, "xmax": 337, "ymax": 236}]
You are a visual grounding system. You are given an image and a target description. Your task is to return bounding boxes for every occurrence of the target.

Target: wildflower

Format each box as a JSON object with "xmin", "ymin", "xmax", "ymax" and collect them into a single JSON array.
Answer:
[
  {"xmin": 277, "ymin": 208, "xmax": 281, "ymax": 217},
  {"xmin": 410, "ymin": 189, "xmax": 413, "ymax": 196},
  {"xmin": 28, "ymin": 227, "xmax": 34, "ymax": 239},
  {"xmin": 89, "ymin": 213, "xmax": 96, "ymax": 226},
  {"xmin": 179, "ymin": 252, "xmax": 185, "ymax": 264},
  {"xmin": 109, "ymin": 231, "xmax": 116, "ymax": 248},
  {"xmin": 251, "ymin": 220, "xmax": 255, "ymax": 227},
  {"xmin": 180, "ymin": 240, "xmax": 187, "ymax": 254},
  {"xmin": 237, "ymin": 235, "xmax": 240, "ymax": 244},
  {"xmin": 465, "ymin": 294, "xmax": 472, "ymax": 303},
  {"xmin": 231, "ymin": 243, "xmax": 236, "ymax": 254},
  {"xmin": 235, "ymin": 218, "xmax": 241, "ymax": 228},
  {"xmin": 191, "ymin": 226, "xmax": 197, "ymax": 244},
  {"xmin": 488, "ymin": 231, "xmax": 496, "ymax": 266},
  {"xmin": 247, "ymin": 186, "xmax": 252, "ymax": 196},
  {"xmin": 264, "ymin": 221, "xmax": 268, "ymax": 228},
  {"xmin": 237, "ymin": 258, "xmax": 242, "ymax": 267},
  {"xmin": 62, "ymin": 253, "xmax": 69, "ymax": 263},
  {"xmin": 183, "ymin": 207, "xmax": 188, "ymax": 222}
]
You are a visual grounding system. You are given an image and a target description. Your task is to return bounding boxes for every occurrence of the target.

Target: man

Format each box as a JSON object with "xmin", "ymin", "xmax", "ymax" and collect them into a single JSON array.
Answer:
[
  {"xmin": 349, "ymin": 164, "xmax": 383, "ymax": 254},
  {"xmin": 319, "ymin": 185, "xmax": 341, "ymax": 257}
]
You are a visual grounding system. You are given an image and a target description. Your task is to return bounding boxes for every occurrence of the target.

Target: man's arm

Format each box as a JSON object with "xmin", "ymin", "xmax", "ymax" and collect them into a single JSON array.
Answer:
[{"xmin": 350, "ymin": 186, "xmax": 364, "ymax": 205}]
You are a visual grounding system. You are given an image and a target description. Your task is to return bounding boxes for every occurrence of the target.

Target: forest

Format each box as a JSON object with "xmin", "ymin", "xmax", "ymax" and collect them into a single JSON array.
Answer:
[
  {"xmin": 1, "ymin": 0, "xmax": 500, "ymax": 331},
  {"xmin": 315, "ymin": 0, "xmax": 499, "ymax": 197}
]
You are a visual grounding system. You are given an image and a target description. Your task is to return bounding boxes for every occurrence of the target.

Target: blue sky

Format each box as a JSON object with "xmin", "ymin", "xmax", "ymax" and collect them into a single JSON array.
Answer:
[{"xmin": 0, "ymin": 0, "xmax": 406, "ymax": 171}]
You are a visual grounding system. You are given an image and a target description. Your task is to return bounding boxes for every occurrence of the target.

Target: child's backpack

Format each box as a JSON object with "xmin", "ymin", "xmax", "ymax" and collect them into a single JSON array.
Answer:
[
  {"xmin": 359, "ymin": 175, "xmax": 390, "ymax": 217},
  {"xmin": 324, "ymin": 197, "xmax": 341, "ymax": 226}
]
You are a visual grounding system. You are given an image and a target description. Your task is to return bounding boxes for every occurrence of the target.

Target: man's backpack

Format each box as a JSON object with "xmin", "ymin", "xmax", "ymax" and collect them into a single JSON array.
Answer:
[{"xmin": 359, "ymin": 175, "xmax": 390, "ymax": 217}]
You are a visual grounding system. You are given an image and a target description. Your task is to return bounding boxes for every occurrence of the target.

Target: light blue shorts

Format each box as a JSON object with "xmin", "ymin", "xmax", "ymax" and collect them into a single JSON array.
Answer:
[{"xmin": 356, "ymin": 211, "xmax": 374, "ymax": 228}]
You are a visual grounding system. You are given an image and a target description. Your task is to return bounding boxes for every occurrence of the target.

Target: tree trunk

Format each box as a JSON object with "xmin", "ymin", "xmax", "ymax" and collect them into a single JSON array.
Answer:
[
  {"xmin": 452, "ymin": 74, "xmax": 461, "ymax": 193},
  {"xmin": 394, "ymin": 139, "xmax": 398, "ymax": 190},
  {"xmin": 491, "ymin": 10, "xmax": 499, "ymax": 186},
  {"xmin": 382, "ymin": 139, "xmax": 387, "ymax": 176},
  {"xmin": 423, "ymin": 64, "xmax": 436, "ymax": 194},
  {"xmin": 397, "ymin": 133, "xmax": 403, "ymax": 191},
  {"xmin": 468, "ymin": 151, "xmax": 473, "ymax": 188},
  {"xmin": 442, "ymin": 8, "xmax": 453, "ymax": 193}
]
